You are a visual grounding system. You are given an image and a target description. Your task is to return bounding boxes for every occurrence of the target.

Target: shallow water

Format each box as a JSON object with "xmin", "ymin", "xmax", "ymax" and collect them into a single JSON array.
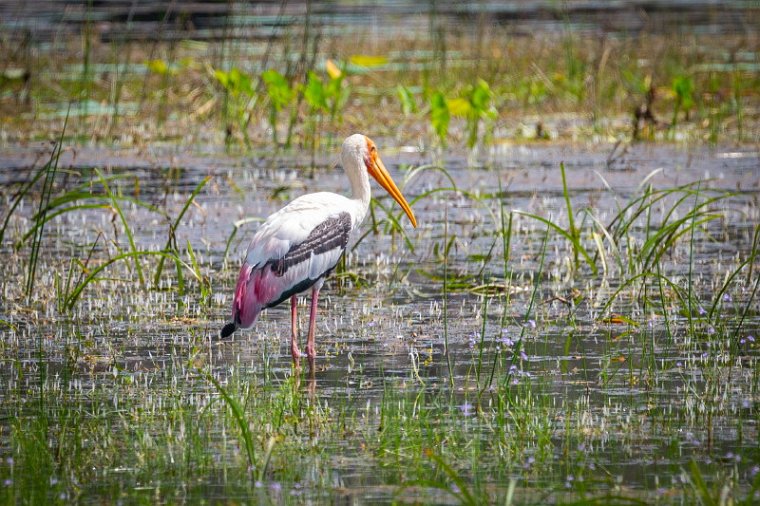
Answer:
[
  {"xmin": 1, "ymin": 141, "xmax": 758, "ymax": 503},
  {"xmin": 2, "ymin": 1, "xmax": 755, "ymax": 41}
]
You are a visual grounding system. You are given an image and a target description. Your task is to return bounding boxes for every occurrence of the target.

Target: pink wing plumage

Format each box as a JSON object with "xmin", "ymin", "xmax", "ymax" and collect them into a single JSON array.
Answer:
[{"xmin": 229, "ymin": 206, "xmax": 352, "ymax": 332}]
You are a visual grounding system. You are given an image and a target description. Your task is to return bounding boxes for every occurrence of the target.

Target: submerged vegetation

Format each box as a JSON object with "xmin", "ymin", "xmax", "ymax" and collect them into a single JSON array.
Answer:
[
  {"xmin": 1, "ymin": 143, "xmax": 757, "ymax": 504},
  {"xmin": 1, "ymin": 1, "xmax": 759, "ymax": 504}
]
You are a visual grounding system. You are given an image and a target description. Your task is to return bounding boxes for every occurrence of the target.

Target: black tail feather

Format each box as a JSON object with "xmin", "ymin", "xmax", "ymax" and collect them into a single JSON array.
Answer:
[{"xmin": 220, "ymin": 322, "xmax": 237, "ymax": 339}]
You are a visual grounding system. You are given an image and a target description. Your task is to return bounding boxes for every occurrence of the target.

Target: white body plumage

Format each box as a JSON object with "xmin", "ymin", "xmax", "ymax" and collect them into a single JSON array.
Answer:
[{"xmin": 221, "ymin": 134, "xmax": 417, "ymax": 362}]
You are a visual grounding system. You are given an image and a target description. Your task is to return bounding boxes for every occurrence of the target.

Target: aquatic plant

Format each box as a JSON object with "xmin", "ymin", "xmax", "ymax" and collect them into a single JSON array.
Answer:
[
  {"xmin": 670, "ymin": 75, "xmax": 695, "ymax": 136},
  {"xmin": 396, "ymin": 84, "xmax": 417, "ymax": 116},
  {"xmin": 514, "ymin": 163, "xmax": 597, "ymax": 275},
  {"xmin": 213, "ymin": 66, "xmax": 256, "ymax": 145},
  {"xmin": 457, "ymin": 79, "xmax": 497, "ymax": 152},
  {"xmin": 1, "ymin": 9, "xmax": 759, "ymax": 503},
  {"xmin": 428, "ymin": 90, "xmax": 450, "ymax": 149},
  {"xmin": 1, "ymin": 21, "xmax": 756, "ymax": 146},
  {"xmin": 426, "ymin": 80, "xmax": 496, "ymax": 158},
  {"xmin": 205, "ymin": 371, "xmax": 257, "ymax": 473},
  {"xmin": 302, "ymin": 60, "xmax": 350, "ymax": 154},
  {"xmin": 261, "ymin": 69, "xmax": 295, "ymax": 146},
  {"xmin": 557, "ymin": 36, "xmax": 587, "ymax": 104},
  {"xmin": 144, "ymin": 57, "xmax": 180, "ymax": 126},
  {"xmin": 4, "ymin": 114, "xmax": 69, "ymax": 299},
  {"xmin": 2, "ymin": 152, "xmax": 758, "ymax": 503},
  {"xmin": 152, "ymin": 175, "xmax": 211, "ymax": 289}
]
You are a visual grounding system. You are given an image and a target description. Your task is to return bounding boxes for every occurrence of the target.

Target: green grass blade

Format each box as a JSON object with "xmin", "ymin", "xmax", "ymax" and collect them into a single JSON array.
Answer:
[
  {"xmin": 205, "ymin": 371, "xmax": 257, "ymax": 471},
  {"xmin": 424, "ymin": 448, "xmax": 478, "ymax": 506},
  {"xmin": 0, "ymin": 164, "xmax": 48, "ymax": 246},
  {"xmin": 154, "ymin": 175, "xmax": 211, "ymax": 287},
  {"xmin": 600, "ymin": 271, "xmax": 688, "ymax": 316},
  {"xmin": 65, "ymin": 250, "xmax": 191, "ymax": 310},
  {"xmin": 26, "ymin": 117, "xmax": 67, "ymax": 298},
  {"xmin": 513, "ymin": 210, "xmax": 598, "ymax": 275},
  {"xmin": 560, "ymin": 162, "xmax": 578, "ymax": 259},
  {"xmin": 95, "ymin": 168, "xmax": 145, "ymax": 287}
]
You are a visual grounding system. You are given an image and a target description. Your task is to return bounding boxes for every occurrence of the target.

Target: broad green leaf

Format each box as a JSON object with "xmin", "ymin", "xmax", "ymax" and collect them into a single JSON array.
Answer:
[
  {"xmin": 470, "ymin": 79, "xmax": 491, "ymax": 112},
  {"xmin": 228, "ymin": 68, "xmax": 253, "ymax": 96},
  {"xmin": 304, "ymin": 71, "xmax": 327, "ymax": 111},
  {"xmin": 262, "ymin": 69, "xmax": 293, "ymax": 110},
  {"xmin": 396, "ymin": 85, "xmax": 417, "ymax": 115},
  {"xmin": 214, "ymin": 69, "xmax": 230, "ymax": 88},
  {"xmin": 326, "ymin": 74, "xmax": 343, "ymax": 98},
  {"xmin": 673, "ymin": 76, "xmax": 694, "ymax": 110},
  {"xmin": 429, "ymin": 91, "xmax": 450, "ymax": 146},
  {"xmin": 214, "ymin": 67, "xmax": 253, "ymax": 96}
]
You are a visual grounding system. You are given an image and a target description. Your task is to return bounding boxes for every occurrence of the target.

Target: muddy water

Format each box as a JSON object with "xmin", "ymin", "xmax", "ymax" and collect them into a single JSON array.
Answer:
[{"xmin": 1, "ymin": 142, "xmax": 759, "ymax": 501}]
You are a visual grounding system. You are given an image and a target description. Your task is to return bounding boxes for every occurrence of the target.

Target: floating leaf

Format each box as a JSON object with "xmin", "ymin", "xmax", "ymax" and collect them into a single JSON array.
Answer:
[
  {"xmin": 348, "ymin": 55, "xmax": 388, "ymax": 68},
  {"xmin": 446, "ymin": 97, "xmax": 471, "ymax": 117},
  {"xmin": 146, "ymin": 59, "xmax": 170, "ymax": 75}
]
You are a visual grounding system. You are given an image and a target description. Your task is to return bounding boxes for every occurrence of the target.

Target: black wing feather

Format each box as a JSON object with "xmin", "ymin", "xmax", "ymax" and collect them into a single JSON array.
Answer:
[{"xmin": 268, "ymin": 212, "xmax": 352, "ymax": 277}]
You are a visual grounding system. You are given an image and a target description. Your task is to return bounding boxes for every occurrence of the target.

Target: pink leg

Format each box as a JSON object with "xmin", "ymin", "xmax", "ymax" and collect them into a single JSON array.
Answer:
[
  {"xmin": 307, "ymin": 358, "xmax": 316, "ymax": 397},
  {"xmin": 305, "ymin": 286, "xmax": 320, "ymax": 360},
  {"xmin": 290, "ymin": 295, "xmax": 301, "ymax": 364}
]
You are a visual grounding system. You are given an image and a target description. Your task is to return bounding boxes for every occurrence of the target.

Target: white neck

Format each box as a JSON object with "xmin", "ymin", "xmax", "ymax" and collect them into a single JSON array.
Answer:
[{"xmin": 342, "ymin": 145, "xmax": 372, "ymax": 226}]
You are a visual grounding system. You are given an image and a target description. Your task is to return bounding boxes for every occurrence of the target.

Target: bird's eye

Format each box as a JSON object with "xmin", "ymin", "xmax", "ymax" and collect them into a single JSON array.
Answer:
[{"xmin": 370, "ymin": 145, "xmax": 376, "ymax": 153}]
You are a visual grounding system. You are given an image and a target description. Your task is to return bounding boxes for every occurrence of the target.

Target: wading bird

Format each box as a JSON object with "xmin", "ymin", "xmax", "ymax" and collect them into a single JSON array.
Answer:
[{"xmin": 220, "ymin": 134, "xmax": 417, "ymax": 364}]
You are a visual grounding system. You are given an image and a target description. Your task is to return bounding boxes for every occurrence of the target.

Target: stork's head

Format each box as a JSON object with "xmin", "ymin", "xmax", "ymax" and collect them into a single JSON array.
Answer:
[{"xmin": 341, "ymin": 134, "xmax": 418, "ymax": 228}]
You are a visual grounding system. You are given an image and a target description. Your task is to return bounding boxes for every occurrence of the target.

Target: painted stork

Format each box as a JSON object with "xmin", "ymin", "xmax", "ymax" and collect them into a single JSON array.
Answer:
[{"xmin": 220, "ymin": 134, "xmax": 417, "ymax": 364}]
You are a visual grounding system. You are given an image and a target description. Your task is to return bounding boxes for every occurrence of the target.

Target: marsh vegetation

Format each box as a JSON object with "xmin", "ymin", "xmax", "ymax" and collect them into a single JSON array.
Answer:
[{"xmin": 1, "ymin": 1, "xmax": 758, "ymax": 504}]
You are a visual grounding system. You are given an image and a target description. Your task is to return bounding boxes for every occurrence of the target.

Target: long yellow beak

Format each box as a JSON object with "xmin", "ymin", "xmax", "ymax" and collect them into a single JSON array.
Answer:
[{"xmin": 367, "ymin": 151, "xmax": 418, "ymax": 228}]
